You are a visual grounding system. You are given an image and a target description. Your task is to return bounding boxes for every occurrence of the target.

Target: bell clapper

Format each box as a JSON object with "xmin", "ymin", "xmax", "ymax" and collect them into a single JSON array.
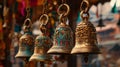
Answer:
[
  {"xmin": 22, "ymin": 58, "xmax": 30, "ymax": 67},
  {"xmin": 83, "ymin": 54, "xmax": 89, "ymax": 63},
  {"xmin": 40, "ymin": 62, "xmax": 45, "ymax": 67}
]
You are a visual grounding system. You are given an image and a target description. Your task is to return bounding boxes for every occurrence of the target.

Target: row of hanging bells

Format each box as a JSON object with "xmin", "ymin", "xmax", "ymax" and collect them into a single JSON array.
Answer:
[
  {"xmin": 15, "ymin": 0, "xmax": 100, "ymax": 63},
  {"xmin": 48, "ymin": 0, "xmax": 100, "ymax": 55}
]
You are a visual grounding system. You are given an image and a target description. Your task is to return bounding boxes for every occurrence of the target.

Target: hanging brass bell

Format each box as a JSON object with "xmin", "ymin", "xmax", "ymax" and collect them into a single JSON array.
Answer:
[
  {"xmin": 47, "ymin": 4, "xmax": 73, "ymax": 54},
  {"xmin": 97, "ymin": 18, "xmax": 105, "ymax": 27},
  {"xmin": 15, "ymin": 18, "xmax": 34, "ymax": 59},
  {"xmin": 71, "ymin": 10, "xmax": 100, "ymax": 54},
  {"xmin": 47, "ymin": 18, "xmax": 73, "ymax": 54},
  {"xmin": 29, "ymin": 14, "xmax": 52, "ymax": 62},
  {"xmin": 29, "ymin": 34, "xmax": 52, "ymax": 62}
]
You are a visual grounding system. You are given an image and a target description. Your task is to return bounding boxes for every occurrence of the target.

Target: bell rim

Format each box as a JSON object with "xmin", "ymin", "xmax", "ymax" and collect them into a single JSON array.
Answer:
[
  {"xmin": 71, "ymin": 51, "xmax": 101, "ymax": 54},
  {"xmin": 47, "ymin": 52, "xmax": 71, "ymax": 55},
  {"xmin": 71, "ymin": 45, "xmax": 101, "ymax": 54},
  {"xmin": 29, "ymin": 58, "xmax": 52, "ymax": 62},
  {"xmin": 15, "ymin": 55, "xmax": 31, "ymax": 58}
]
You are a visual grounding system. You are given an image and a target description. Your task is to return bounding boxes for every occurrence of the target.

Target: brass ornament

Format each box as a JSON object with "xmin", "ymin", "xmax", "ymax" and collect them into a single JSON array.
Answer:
[
  {"xmin": 71, "ymin": 11, "xmax": 100, "ymax": 54},
  {"xmin": 15, "ymin": 18, "xmax": 34, "ymax": 59},
  {"xmin": 71, "ymin": 0, "xmax": 100, "ymax": 63},
  {"xmin": 29, "ymin": 14, "xmax": 52, "ymax": 62},
  {"xmin": 47, "ymin": 3, "xmax": 73, "ymax": 54}
]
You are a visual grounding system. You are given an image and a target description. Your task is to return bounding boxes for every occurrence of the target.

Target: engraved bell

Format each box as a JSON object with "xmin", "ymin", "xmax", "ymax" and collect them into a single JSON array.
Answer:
[
  {"xmin": 29, "ymin": 14, "xmax": 52, "ymax": 62},
  {"xmin": 47, "ymin": 4, "xmax": 73, "ymax": 54},
  {"xmin": 71, "ymin": 0, "xmax": 100, "ymax": 63},
  {"xmin": 15, "ymin": 18, "xmax": 34, "ymax": 59},
  {"xmin": 71, "ymin": 5, "xmax": 100, "ymax": 54}
]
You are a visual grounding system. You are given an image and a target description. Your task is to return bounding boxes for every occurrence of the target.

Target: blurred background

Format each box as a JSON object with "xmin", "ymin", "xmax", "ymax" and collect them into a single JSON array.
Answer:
[{"xmin": 0, "ymin": 0, "xmax": 120, "ymax": 67}]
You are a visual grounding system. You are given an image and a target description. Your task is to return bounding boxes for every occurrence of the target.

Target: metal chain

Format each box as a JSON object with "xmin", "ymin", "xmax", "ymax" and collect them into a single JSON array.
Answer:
[
  {"xmin": 80, "ymin": 0, "xmax": 90, "ymax": 20},
  {"xmin": 42, "ymin": 0, "xmax": 48, "ymax": 14},
  {"xmin": 62, "ymin": 0, "xmax": 66, "ymax": 4},
  {"xmin": 26, "ymin": 0, "xmax": 31, "ymax": 18},
  {"xmin": 80, "ymin": 0, "xmax": 89, "ymax": 13}
]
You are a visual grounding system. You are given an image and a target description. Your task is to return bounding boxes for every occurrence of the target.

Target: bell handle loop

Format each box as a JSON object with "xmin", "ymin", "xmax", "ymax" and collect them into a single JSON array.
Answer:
[
  {"xmin": 57, "ymin": 3, "xmax": 70, "ymax": 16},
  {"xmin": 39, "ymin": 14, "xmax": 49, "ymax": 26},
  {"xmin": 59, "ymin": 14, "xmax": 67, "ymax": 23},
  {"xmin": 23, "ymin": 18, "xmax": 32, "ymax": 27},
  {"xmin": 80, "ymin": 11, "xmax": 89, "ymax": 20},
  {"xmin": 80, "ymin": 0, "xmax": 89, "ymax": 12}
]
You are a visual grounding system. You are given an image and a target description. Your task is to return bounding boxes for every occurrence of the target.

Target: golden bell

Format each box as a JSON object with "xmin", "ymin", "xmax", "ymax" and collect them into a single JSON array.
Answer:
[
  {"xmin": 47, "ymin": 20, "xmax": 73, "ymax": 54},
  {"xmin": 71, "ymin": 11, "xmax": 100, "ymax": 54},
  {"xmin": 29, "ymin": 34, "xmax": 52, "ymax": 62},
  {"xmin": 47, "ymin": 3, "xmax": 73, "ymax": 54},
  {"xmin": 15, "ymin": 18, "xmax": 34, "ymax": 58},
  {"xmin": 29, "ymin": 14, "xmax": 52, "ymax": 62}
]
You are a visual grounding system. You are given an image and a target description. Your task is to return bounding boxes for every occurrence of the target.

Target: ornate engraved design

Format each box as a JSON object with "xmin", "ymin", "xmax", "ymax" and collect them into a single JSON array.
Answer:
[
  {"xmin": 54, "ymin": 23, "xmax": 73, "ymax": 49},
  {"xmin": 35, "ymin": 34, "xmax": 52, "ymax": 53},
  {"xmin": 76, "ymin": 21, "xmax": 97, "ymax": 46},
  {"xmin": 19, "ymin": 34, "xmax": 34, "ymax": 47}
]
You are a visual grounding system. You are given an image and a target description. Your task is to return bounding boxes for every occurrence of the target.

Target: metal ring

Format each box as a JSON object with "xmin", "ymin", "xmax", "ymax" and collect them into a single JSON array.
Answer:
[
  {"xmin": 39, "ymin": 14, "xmax": 49, "ymax": 25},
  {"xmin": 59, "ymin": 14, "xmax": 67, "ymax": 23},
  {"xmin": 57, "ymin": 3, "xmax": 70, "ymax": 16},
  {"xmin": 23, "ymin": 18, "xmax": 32, "ymax": 27},
  {"xmin": 80, "ymin": 11, "xmax": 89, "ymax": 20},
  {"xmin": 80, "ymin": 0, "xmax": 89, "ymax": 12}
]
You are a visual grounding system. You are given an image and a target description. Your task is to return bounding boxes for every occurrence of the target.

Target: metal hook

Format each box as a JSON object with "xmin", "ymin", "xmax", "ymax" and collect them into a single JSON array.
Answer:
[
  {"xmin": 42, "ymin": 0, "xmax": 48, "ymax": 14},
  {"xmin": 25, "ymin": 0, "xmax": 31, "ymax": 18},
  {"xmin": 59, "ymin": 14, "xmax": 67, "ymax": 23},
  {"xmin": 26, "ymin": 7, "xmax": 31, "ymax": 18},
  {"xmin": 80, "ymin": 0, "xmax": 89, "ymax": 12},
  {"xmin": 57, "ymin": 3, "xmax": 70, "ymax": 16},
  {"xmin": 39, "ymin": 14, "xmax": 49, "ymax": 34},
  {"xmin": 80, "ymin": 11, "xmax": 89, "ymax": 20},
  {"xmin": 23, "ymin": 18, "xmax": 32, "ymax": 27},
  {"xmin": 22, "ymin": 18, "xmax": 32, "ymax": 33},
  {"xmin": 39, "ymin": 14, "xmax": 49, "ymax": 26}
]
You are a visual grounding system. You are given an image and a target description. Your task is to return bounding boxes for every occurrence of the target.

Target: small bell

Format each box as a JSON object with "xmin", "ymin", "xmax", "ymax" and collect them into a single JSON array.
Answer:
[
  {"xmin": 71, "ymin": 0, "xmax": 100, "ymax": 55},
  {"xmin": 97, "ymin": 18, "xmax": 105, "ymax": 27},
  {"xmin": 47, "ymin": 4, "xmax": 73, "ymax": 54},
  {"xmin": 29, "ymin": 14, "xmax": 52, "ymax": 62},
  {"xmin": 15, "ymin": 18, "xmax": 34, "ymax": 59}
]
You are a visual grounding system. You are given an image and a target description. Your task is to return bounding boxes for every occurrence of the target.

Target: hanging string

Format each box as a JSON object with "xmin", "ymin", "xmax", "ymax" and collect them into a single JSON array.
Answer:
[
  {"xmin": 80, "ymin": 0, "xmax": 89, "ymax": 13},
  {"xmin": 26, "ymin": 0, "xmax": 31, "ymax": 18},
  {"xmin": 80, "ymin": 0, "xmax": 90, "ymax": 21},
  {"xmin": 62, "ymin": 0, "xmax": 66, "ymax": 4},
  {"xmin": 42, "ymin": 0, "xmax": 48, "ymax": 14}
]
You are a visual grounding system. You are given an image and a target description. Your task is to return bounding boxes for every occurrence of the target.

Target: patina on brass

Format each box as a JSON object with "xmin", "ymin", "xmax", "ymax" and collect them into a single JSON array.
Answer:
[
  {"xmin": 71, "ymin": 0, "xmax": 100, "ymax": 54},
  {"xmin": 15, "ymin": 18, "xmax": 34, "ymax": 59},
  {"xmin": 47, "ymin": 4, "xmax": 73, "ymax": 54},
  {"xmin": 29, "ymin": 14, "xmax": 52, "ymax": 62}
]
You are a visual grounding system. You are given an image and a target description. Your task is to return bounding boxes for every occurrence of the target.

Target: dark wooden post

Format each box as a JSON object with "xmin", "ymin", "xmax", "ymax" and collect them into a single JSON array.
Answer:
[{"xmin": 66, "ymin": 0, "xmax": 81, "ymax": 67}]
